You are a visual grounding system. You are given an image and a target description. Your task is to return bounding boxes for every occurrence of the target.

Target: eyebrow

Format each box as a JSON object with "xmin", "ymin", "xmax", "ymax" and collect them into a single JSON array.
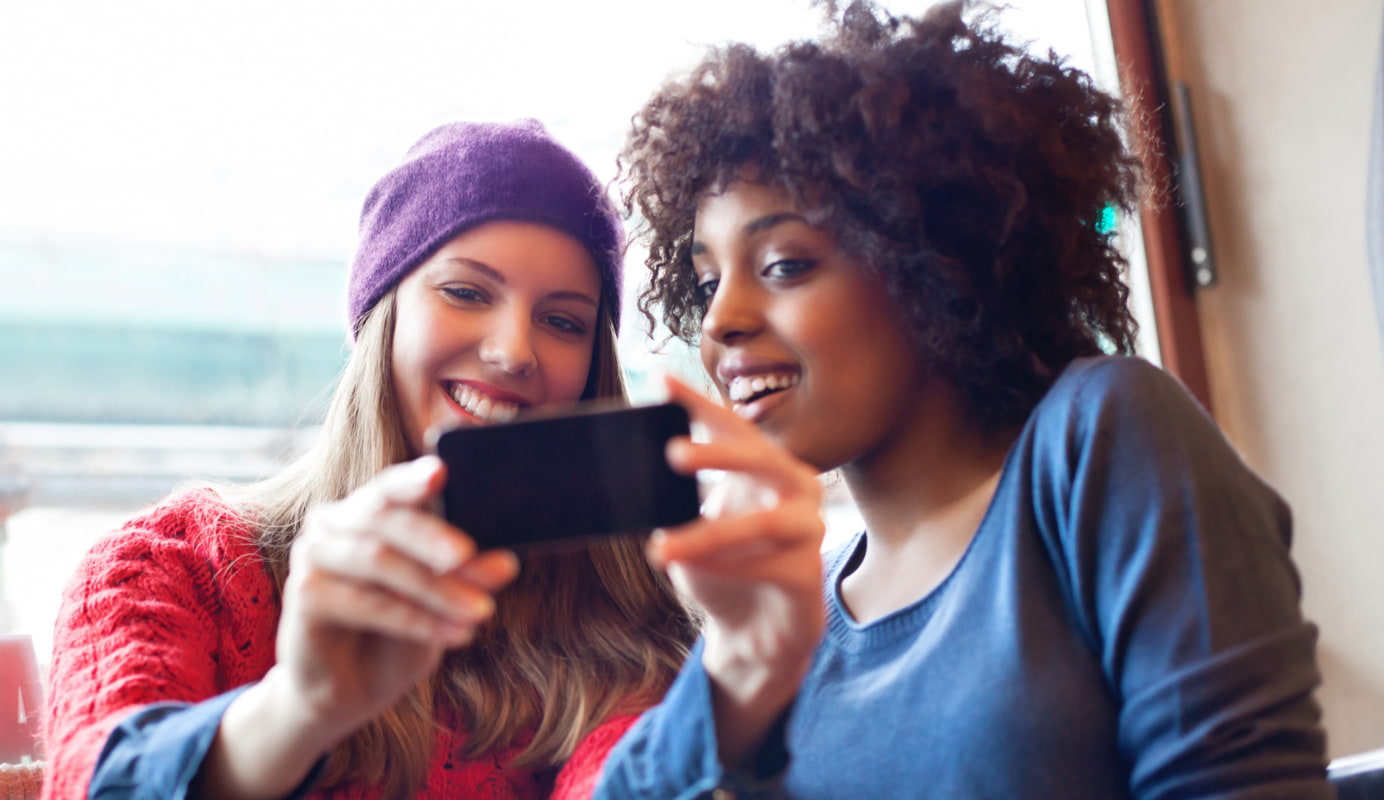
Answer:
[
  {"xmin": 690, "ymin": 212, "xmax": 810, "ymax": 255},
  {"xmin": 445, "ymin": 257, "xmax": 599, "ymax": 307}
]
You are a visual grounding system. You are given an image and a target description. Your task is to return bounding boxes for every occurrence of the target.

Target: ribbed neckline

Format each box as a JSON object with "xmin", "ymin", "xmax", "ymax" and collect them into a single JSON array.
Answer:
[
  {"xmin": 820, "ymin": 437, "xmax": 1022, "ymax": 654},
  {"xmin": 822, "ymin": 532, "xmax": 955, "ymax": 652}
]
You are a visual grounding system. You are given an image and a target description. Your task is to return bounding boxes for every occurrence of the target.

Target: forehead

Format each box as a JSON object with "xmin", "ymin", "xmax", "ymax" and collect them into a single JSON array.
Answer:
[
  {"xmin": 691, "ymin": 179, "xmax": 847, "ymax": 263},
  {"xmin": 694, "ymin": 181, "xmax": 802, "ymax": 237},
  {"xmin": 423, "ymin": 220, "xmax": 602, "ymax": 293}
]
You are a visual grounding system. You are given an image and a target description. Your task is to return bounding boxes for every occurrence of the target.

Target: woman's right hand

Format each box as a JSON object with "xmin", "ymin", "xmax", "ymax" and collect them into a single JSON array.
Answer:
[
  {"xmin": 651, "ymin": 376, "xmax": 827, "ymax": 767},
  {"xmin": 198, "ymin": 455, "xmax": 519, "ymax": 799},
  {"xmin": 275, "ymin": 454, "xmax": 517, "ymax": 731}
]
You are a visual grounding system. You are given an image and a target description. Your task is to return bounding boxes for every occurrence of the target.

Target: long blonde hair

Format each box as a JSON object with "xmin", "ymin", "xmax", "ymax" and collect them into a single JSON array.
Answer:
[{"xmin": 227, "ymin": 290, "xmax": 696, "ymax": 798}]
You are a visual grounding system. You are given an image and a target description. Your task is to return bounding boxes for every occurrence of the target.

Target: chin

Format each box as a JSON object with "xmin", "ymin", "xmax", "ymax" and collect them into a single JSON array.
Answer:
[{"xmin": 769, "ymin": 432, "xmax": 834, "ymax": 476}]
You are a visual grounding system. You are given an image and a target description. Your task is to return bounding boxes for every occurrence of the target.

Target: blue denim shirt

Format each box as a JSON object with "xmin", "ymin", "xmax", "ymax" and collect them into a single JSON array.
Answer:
[{"xmin": 89, "ymin": 685, "xmax": 324, "ymax": 800}]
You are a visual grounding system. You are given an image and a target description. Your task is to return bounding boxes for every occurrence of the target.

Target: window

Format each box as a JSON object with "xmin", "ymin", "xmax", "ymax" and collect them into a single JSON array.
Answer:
[{"xmin": 0, "ymin": 0, "xmax": 1157, "ymax": 666}]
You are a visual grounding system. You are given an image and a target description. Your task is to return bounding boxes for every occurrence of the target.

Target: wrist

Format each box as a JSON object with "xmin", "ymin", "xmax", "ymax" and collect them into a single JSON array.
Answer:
[
  {"xmin": 242, "ymin": 667, "xmax": 353, "ymax": 758},
  {"xmin": 700, "ymin": 629, "xmax": 813, "ymax": 768},
  {"xmin": 700, "ymin": 618, "xmax": 819, "ymax": 704},
  {"xmin": 197, "ymin": 674, "xmax": 341, "ymax": 800}
]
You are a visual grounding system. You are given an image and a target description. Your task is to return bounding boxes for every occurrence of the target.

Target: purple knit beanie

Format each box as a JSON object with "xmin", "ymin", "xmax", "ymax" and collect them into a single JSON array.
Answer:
[{"xmin": 347, "ymin": 119, "xmax": 624, "ymax": 336}]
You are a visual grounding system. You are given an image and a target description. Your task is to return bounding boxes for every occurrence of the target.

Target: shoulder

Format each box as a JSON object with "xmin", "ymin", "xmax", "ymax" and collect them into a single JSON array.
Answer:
[
  {"xmin": 1013, "ymin": 355, "xmax": 1286, "ymax": 536},
  {"xmin": 1035, "ymin": 356, "xmax": 1204, "ymax": 425},
  {"xmin": 1015, "ymin": 356, "xmax": 1290, "ymax": 547},
  {"xmin": 90, "ymin": 488, "xmax": 257, "ymax": 559},
  {"xmin": 1024, "ymin": 355, "xmax": 1222, "ymax": 461},
  {"xmin": 45, "ymin": 494, "xmax": 280, "ymax": 793},
  {"xmin": 52, "ymin": 489, "xmax": 280, "ymax": 687},
  {"xmin": 72, "ymin": 488, "xmax": 271, "ymax": 605},
  {"xmin": 547, "ymin": 712, "xmax": 645, "ymax": 799}
]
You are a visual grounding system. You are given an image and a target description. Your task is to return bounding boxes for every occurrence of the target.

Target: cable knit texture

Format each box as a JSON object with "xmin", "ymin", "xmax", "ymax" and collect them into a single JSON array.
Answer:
[{"xmin": 41, "ymin": 490, "xmax": 636, "ymax": 799}]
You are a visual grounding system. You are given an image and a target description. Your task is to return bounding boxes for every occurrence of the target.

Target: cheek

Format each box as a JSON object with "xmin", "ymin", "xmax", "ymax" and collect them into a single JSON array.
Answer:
[
  {"xmin": 792, "ymin": 287, "xmax": 914, "ymax": 408},
  {"xmin": 541, "ymin": 340, "xmax": 597, "ymax": 404},
  {"xmin": 389, "ymin": 335, "xmax": 424, "ymax": 404},
  {"xmin": 387, "ymin": 312, "xmax": 433, "ymax": 455},
  {"xmin": 390, "ymin": 304, "xmax": 443, "ymax": 391},
  {"xmin": 699, "ymin": 340, "xmax": 721, "ymax": 393}
]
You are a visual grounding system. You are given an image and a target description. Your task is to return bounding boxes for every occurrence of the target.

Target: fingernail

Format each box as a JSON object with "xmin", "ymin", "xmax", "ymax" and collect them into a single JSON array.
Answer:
[
  {"xmin": 416, "ymin": 454, "xmax": 443, "ymax": 475},
  {"xmin": 646, "ymin": 529, "xmax": 668, "ymax": 567},
  {"xmin": 431, "ymin": 539, "xmax": 468, "ymax": 574},
  {"xmin": 439, "ymin": 622, "xmax": 474, "ymax": 647},
  {"xmin": 468, "ymin": 594, "xmax": 495, "ymax": 620}
]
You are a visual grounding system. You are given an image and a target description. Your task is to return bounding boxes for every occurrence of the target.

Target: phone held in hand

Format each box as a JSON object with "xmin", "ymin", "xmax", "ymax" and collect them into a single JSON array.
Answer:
[{"xmin": 434, "ymin": 402, "xmax": 701, "ymax": 550}]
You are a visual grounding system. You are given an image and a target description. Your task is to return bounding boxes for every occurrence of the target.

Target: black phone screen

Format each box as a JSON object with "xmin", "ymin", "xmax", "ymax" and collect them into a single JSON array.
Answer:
[{"xmin": 435, "ymin": 402, "xmax": 701, "ymax": 550}]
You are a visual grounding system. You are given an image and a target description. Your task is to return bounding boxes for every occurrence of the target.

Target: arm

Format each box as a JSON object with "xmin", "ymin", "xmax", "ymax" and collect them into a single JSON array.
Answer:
[
  {"xmin": 192, "ymin": 456, "xmax": 518, "ymax": 799},
  {"xmin": 594, "ymin": 640, "xmax": 792, "ymax": 800},
  {"xmin": 50, "ymin": 458, "xmax": 517, "ymax": 800},
  {"xmin": 88, "ymin": 688, "xmax": 324, "ymax": 800},
  {"xmin": 594, "ymin": 377, "xmax": 822, "ymax": 799},
  {"xmin": 41, "ymin": 495, "xmax": 275, "ymax": 800},
  {"xmin": 1037, "ymin": 358, "xmax": 1330, "ymax": 799},
  {"xmin": 655, "ymin": 379, "xmax": 824, "ymax": 769}
]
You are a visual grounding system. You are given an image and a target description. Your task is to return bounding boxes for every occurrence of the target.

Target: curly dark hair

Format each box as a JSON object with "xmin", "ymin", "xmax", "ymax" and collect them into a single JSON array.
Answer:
[{"xmin": 619, "ymin": 0, "xmax": 1141, "ymax": 432}]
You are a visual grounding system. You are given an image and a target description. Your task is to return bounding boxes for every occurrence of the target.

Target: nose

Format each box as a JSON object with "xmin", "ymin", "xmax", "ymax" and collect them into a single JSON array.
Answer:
[
  {"xmin": 700, "ymin": 268, "xmax": 764, "ymax": 345},
  {"xmin": 479, "ymin": 311, "xmax": 537, "ymax": 377}
]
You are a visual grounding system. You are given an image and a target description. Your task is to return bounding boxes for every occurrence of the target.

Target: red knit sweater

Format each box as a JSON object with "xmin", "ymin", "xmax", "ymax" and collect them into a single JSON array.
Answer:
[{"xmin": 41, "ymin": 491, "xmax": 639, "ymax": 800}]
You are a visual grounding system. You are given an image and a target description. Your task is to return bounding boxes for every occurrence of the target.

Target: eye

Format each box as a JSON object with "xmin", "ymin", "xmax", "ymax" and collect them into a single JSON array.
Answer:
[
  {"xmin": 695, "ymin": 278, "xmax": 720, "ymax": 304},
  {"xmin": 762, "ymin": 259, "xmax": 815, "ymax": 280},
  {"xmin": 542, "ymin": 314, "xmax": 588, "ymax": 335},
  {"xmin": 443, "ymin": 285, "xmax": 488, "ymax": 304}
]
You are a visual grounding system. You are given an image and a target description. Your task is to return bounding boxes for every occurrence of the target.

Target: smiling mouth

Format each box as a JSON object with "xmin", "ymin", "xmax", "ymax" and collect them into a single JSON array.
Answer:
[
  {"xmin": 447, "ymin": 383, "xmax": 522, "ymax": 423},
  {"xmin": 726, "ymin": 372, "xmax": 801, "ymax": 405}
]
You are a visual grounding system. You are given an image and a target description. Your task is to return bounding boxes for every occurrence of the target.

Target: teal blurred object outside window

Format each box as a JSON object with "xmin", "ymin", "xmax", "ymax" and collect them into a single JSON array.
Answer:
[
  {"xmin": 0, "ymin": 0, "xmax": 1145, "ymax": 660},
  {"xmin": 0, "ymin": 239, "xmax": 346, "ymax": 427}
]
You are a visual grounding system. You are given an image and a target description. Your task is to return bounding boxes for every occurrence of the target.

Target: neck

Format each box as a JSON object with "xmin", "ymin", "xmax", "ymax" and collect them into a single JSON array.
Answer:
[
  {"xmin": 836, "ymin": 380, "xmax": 1015, "ymax": 623},
  {"xmin": 841, "ymin": 381, "xmax": 1013, "ymax": 544}
]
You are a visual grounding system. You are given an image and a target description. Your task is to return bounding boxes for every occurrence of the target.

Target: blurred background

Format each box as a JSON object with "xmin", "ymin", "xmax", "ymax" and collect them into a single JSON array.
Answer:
[
  {"xmin": 6, "ymin": 0, "xmax": 1381, "ymax": 764},
  {"xmin": 0, "ymin": 0, "xmax": 1120, "ymax": 661}
]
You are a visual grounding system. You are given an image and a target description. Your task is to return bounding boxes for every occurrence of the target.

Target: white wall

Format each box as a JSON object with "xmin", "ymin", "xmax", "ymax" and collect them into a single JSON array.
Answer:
[{"xmin": 1167, "ymin": 0, "xmax": 1384, "ymax": 758}]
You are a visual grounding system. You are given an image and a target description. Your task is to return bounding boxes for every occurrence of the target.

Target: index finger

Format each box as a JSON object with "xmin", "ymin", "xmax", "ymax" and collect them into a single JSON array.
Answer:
[
  {"xmin": 667, "ymin": 437, "xmax": 818, "ymax": 498},
  {"xmin": 661, "ymin": 374, "xmax": 756, "ymax": 442},
  {"xmin": 374, "ymin": 455, "xmax": 448, "ymax": 506},
  {"xmin": 370, "ymin": 506, "xmax": 480, "ymax": 575}
]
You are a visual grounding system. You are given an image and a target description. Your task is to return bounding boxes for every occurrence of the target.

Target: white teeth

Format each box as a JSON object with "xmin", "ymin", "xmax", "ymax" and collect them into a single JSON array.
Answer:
[
  {"xmin": 448, "ymin": 384, "xmax": 520, "ymax": 423},
  {"xmin": 727, "ymin": 372, "xmax": 800, "ymax": 403}
]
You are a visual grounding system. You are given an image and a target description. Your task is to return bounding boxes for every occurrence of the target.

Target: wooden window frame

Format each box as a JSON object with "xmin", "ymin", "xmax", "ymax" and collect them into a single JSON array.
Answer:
[{"xmin": 1105, "ymin": 0, "xmax": 1214, "ymax": 414}]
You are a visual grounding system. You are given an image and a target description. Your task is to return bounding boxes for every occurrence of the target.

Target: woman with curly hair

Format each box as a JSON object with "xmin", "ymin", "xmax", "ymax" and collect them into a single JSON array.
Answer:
[{"xmin": 595, "ymin": 2, "xmax": 1331, "ymax": 797}]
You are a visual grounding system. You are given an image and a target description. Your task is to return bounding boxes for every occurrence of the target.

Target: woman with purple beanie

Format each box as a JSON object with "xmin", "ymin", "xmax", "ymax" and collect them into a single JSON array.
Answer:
[{"xmin": 41, "ymin": 120, "xmax": 696, "ymax": 799}]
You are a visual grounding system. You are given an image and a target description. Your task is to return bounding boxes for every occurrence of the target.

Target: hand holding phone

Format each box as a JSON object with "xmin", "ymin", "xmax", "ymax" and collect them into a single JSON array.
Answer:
[{"xmin": 434, "ymin": 402, "xmax": 701, "ymax": 550}]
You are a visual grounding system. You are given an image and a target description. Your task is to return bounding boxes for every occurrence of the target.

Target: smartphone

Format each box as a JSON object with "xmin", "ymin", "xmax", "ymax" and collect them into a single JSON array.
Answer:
[{"xmin": 434, "ymin": 402, "xmax": 701, "ymax": 550}]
